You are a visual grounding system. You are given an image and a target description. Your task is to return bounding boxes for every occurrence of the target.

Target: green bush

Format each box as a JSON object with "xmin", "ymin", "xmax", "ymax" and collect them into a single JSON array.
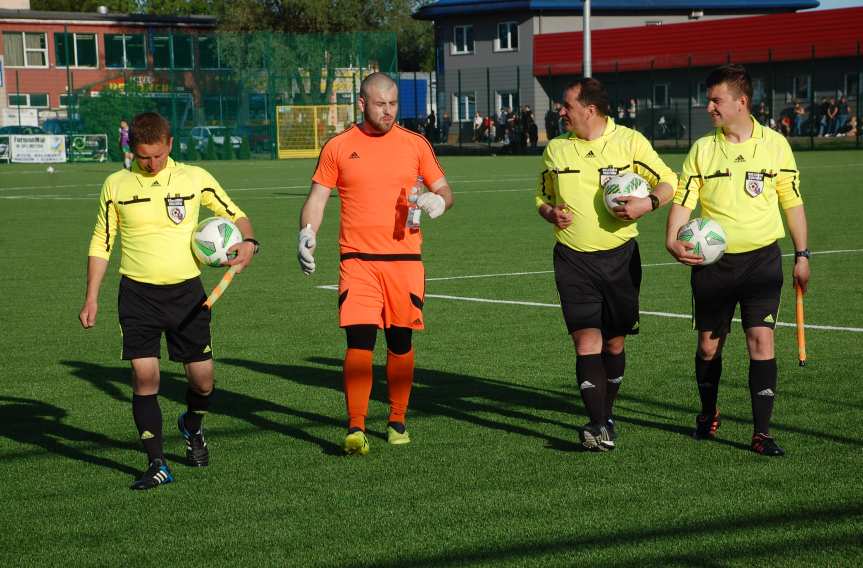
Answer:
[
  {"xmin": 185, "ymin": 139, "xmax": 201, "ymax": 161},
  {"xmin": 220, "ymin": 131, "xmax": 235, "ymax": 160},
  {"xmin": 77, "ymin": 88, "xmax": 157, "ymax": 162},
  {"xmin": 237, "ymin": 136, "xmax": 251, "ymax": 160},
  {"xmin": 205, "ymin": 136, "xmax": 218, "ymax": 160}
]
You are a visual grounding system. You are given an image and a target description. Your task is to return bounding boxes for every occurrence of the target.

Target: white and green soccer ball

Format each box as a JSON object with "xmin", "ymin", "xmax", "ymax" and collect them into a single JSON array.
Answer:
[
  {"xmin": 192, "ymin": 216, "xmax": 243, "ymax": 267},
  {"xmin": 677, "ymin": 217, "xmax": 727, "ymax": 265},
  {"xmin": 603, "ymin": 172, "xmax": 650, "ymax": 216}
]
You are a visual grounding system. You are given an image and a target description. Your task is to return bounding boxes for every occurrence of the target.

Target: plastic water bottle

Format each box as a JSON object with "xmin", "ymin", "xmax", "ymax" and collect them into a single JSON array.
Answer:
[{"xmin": 406, "ymin": 176, "xmax": 424, "ymax": 229}]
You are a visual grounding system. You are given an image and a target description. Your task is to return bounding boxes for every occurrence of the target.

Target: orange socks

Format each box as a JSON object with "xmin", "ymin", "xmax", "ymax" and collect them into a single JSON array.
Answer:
[
  {"xmin": 344, "ymin": 348, "xmax": 374, "ymax": 431},
  {"xmin": 387, "ymin": 349, "xmax": 415, "ymax": 425}
]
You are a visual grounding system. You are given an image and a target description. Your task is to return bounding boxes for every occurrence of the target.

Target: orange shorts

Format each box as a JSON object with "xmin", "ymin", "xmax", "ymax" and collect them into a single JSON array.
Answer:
[{"xmin": 338, "ymin": 258, "xmax": 425, "ymax": 329}]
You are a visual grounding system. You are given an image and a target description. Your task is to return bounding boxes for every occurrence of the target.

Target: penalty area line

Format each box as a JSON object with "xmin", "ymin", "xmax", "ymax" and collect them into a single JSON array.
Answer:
[{"xmin": 314, "ymin": 285, "xmax": 863, "ymax": 333}]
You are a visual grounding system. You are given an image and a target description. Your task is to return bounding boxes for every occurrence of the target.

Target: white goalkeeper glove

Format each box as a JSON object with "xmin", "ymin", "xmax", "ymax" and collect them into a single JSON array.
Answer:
[
  {"xmin": 414, "ymin": 191, "xmax": 446, "ymax": 219},
  {"xmin": 297, "ymin": 224, "xmax": 317, "ymax": 275}
]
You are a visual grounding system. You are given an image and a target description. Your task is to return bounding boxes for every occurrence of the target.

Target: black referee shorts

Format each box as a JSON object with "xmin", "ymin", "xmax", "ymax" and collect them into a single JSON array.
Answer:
[
  {"xmin": 691, "ymin": 241, "xmax": 783, "ymax": 338},
  {"xmin": 553, "ymin": 240, "xmax": 642, "ymax": 337},
  {"xmin": 118, "ymin": 276, "xmax": 212, "ymax": 363}
]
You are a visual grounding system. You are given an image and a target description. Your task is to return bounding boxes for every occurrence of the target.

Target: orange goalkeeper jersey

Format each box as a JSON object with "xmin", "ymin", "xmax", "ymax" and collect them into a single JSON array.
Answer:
[{"xmin": 312, "ymin": 124, "xmax": 446, "ymax": 255}]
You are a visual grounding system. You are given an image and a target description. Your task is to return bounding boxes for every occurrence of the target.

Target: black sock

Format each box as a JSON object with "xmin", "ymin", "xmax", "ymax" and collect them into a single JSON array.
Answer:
[
  {"xmin": 132, "ymin": 394, "xmax": 163, "ymax": 463},
  {"xmin": 749, "ymin": 358, "xmax": 777, "ymax": 435},
  {"xmin": 602, "ymin": 351, "xmax": 625, "ymax": 421},
  {"xmin": 695, "ymin": 355, "xmax": 722, "ymax": 417},
  {"xmin": 184, "ymin": 388, "xmax": 212, "ymax": 433},
  {"xmin": 576, "ymin": 354, "xmax": 607, "ymax": 425}
]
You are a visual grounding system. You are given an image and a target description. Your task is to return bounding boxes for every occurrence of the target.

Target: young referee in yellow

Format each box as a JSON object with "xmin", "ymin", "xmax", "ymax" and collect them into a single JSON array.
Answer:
[
  {"xmin": 79, "ymin": 112, "xmax": 259, "ymax": 489},
  {"xmin": 536, "ymin": 78, "xmax": 677, "ymax": 451},
  {"xmin": 666, "ymin": 65, "xmax": 810, "ymax": 456}
]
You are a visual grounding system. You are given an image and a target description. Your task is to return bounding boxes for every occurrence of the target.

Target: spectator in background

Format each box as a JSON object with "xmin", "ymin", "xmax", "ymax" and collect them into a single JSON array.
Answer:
[
  {"xmin": 545, "ymin": 102, "xmax": 561, "ymax": 140},
  {"xmin": 473, "ymin": 111, "xmax": 483, "ymax": 142},
  {"xmin": 778, "ymin": 104, "xmax": 793, "ymax": 137},
  {"xmin": 441, "ymin": 111, "xmax": 452, "ymax": 143},
  {"xmin": 522, "ymin": 105, "xmax": 538, "ymax": 148},
  {"xmin": 756, "ymin": 101, "xmax": 770, "ymax": 126},
  {"xmin": 793, "ymin": 102, "xmax": 807, "ymax": 136},
  {"xmin": 426, "ymin": 110, "xmax": 437, "ymax": 143},
  {"xmin": 839, "ymin": 115, "xmax": 858, "ymax": 137},
  {"xmin": 825, "ymin": 97, "xmax": 838, "ymax": 136},
  {"xmin": 627, "ymin": 98, "xmax": 638, "ymax": 129},
  {"xmin": 497, "ymin": 107, "xmax": 508, "ymax": 142},
  {"xmin": 833, "ymin": 96, "xmax": 850, "ymax": 136},
  {"xmin": 482, "ymin": 114, "xmax": 492, "ymax": 142},
  {"xmin": 816, "ymin": 97, "xmax": 830, "ymax": 136}
]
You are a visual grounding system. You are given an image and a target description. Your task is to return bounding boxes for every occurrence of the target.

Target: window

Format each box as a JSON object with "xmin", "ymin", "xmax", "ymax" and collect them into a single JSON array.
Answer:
[
  {"xmin": 845, "ymin": 73, "xmax": 859, "ymax": 98},
  {"xmin": 54, "ymin": 33, "xmax": 97, "ymax": 68},
  {"xmin": 792, "ymin": 75, "xmax": 810, "ymax": 101},
  {"xmin": 3, "ymin": 32, "xmax": 48, "ymax": 67},
  {"xmin": 752, "ymin": 77, "xmax": 766, "ymax": 105},
  {"xmin": 452, "ymin": 93, "xmax": 476, "ymax": 122},
  {"xmin": 105, "ymin": 34, "xmax": 146, "ymax": 69},
  {"xmin": 203, "ymin": 96, "xmax": 238, "ymax": 123},
  {"xmin": 7, "ymin": 93, "xmax": 49, "ymax": 107},
  {"xmin": 653, "ymin": 83, "xmax": 669, "ymax": 108},
  {"xmin": 452, "ymin": 25, "xmax": 474, "ymax": 55},
  {"xmin": 198, "ymin": 35, "xmax": 228, "ymax": 69},
  {"xmin": 496, "ymin": 22, "xmax": 518, "ymax": 51},
  {"xmin": 496, "ymin": 91, "xmax": 519, "ymax": 113},
  {"xmin": 694, "ymin": 82, "xmax": 707, "ymax": 106},
  {"xmin": 153, "ymin": 34, "xmax": 194, "ymax": 69},
  {"xmin": 59, "ymin": 94, "xmax": 72, "ymax": 107}
]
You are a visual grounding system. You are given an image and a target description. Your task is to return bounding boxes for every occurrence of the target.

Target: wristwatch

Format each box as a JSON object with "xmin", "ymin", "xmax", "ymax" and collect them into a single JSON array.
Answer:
[
  {"xmin": 794, "ymin": 249, "xmax": 810, "ymax": 260},
  {"xmin": 243, "ymin": 238, "xmax": 261, "ymax": 255},
  {"xmin": 648, "ymin": 194, "xmax": 660, "ymax": 211}
]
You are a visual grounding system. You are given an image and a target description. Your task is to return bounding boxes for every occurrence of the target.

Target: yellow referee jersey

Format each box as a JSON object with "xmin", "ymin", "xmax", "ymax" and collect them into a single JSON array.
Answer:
[
  {"xmin": 88, "ymin": 158, "xmax": 246, "ymax": 285},
  {"xmin": 674, "ymin": 116, "xmax": 802, "ymax": 253},
  {"xmin": 536, "ymin": 117, "xmax": 677, "ymax": 252}
]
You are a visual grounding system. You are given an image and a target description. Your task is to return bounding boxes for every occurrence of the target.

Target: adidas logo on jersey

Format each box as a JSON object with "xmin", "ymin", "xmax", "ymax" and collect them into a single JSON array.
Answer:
[
  {"xmin": 585, "ymin": 150, "xmax": 596, "ymax": 158},
  {"xmin": 349, "ymin": 151, "xmax": 360, "ymax": 159},
  {"xmin": 734, "ymin": 155, "xmax": 746, "ymax": 163},
  {"xmin": 152, "ymin": 180, "xmax": 161, "ymax": 186}
]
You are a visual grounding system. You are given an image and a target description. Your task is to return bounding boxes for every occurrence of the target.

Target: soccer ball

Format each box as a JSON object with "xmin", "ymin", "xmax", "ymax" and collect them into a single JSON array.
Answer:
[
  {"xmin": 46, "ymin": 166, "xmax": 55, "ymax": 174},
  {"xmin": 603, "ymin": 173, "xmax": 650, "ymax": 216},
  {"xmin": 192, "ymin": 217, "xmax": 243, "ymax": 267},
  {"xmin": 677, "ymin": 218, "xmax": 728, "ymax": 265}
]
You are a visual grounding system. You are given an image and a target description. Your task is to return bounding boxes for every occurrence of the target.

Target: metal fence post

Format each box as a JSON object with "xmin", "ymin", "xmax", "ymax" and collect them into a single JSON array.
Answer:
[
  {"xmin": 650, "ymin": 59, "xmax": 655, "ymax": 146},
  {"xmin": 687, "ymin": 55, "xmax": 692, "ymax": 148},
  {"xmin": 810, "ymin": 45, "xmax": 815, "ymax": 150},
  {"xmin": 457, "ymin": 69, "xmax": 462, "ymax": 150},
  {"xmin": 486, "ymin": 67, "xmax": 492, "ymax": 153}
]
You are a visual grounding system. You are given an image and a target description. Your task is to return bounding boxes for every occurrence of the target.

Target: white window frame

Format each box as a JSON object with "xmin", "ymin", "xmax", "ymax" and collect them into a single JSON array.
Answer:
[
  {"xmin": 3, "ymin": 31, "xmax": 49, "ymax": 68},
  {"xmin": 693, "ymin": 82, "xmax": 707, "ymax": 107},
  {"xmin": 452, "ymin": 92, "xmax": 476, "ymax": 122},
  {"xmin": 55, "ymin": 32, "xmax": 98, "ymax": 69},
  {"xmin": 653, "ymin": 83, "xmax": 669, "ymax": 108},
  {"xmin": 792, "ymin": 75, "xmax": 811, "ymax": 102},
  {"xmin": 496, "ymin": 91, "xmax": 518, "ymax": 113},
  {"xmin": 7, "ymin": 93, "xmax": 49, "ymax": 108},
  {"xmin": 495, "ymin": 22, "xmax": 518, "ymax": 52},
  {"xmin": 153, "ymin": 35, "xmax": 194, "ymax": 70},
  {"xmin": 105, "ymin": 33, "xmax": 147, "ymax": 69},
  {"xmin": 451, "ymin": 25, "xmax": 474, "ymax": 55}
]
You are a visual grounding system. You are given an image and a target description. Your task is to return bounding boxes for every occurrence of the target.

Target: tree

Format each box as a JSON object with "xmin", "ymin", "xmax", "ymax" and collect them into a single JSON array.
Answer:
[{"xmin": 77, "ymin": 87, "xmax": 157, "ymax": 161}]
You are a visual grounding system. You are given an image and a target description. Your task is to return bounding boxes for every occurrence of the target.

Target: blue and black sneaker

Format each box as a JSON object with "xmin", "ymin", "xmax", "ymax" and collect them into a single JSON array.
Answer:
[
  {"xmin": 130, "ymin": 458, "xmax": 173, "ymax": 490},
  {"xmin": 178, "ymin": 412, "xmax": 209, "ymax": 467}
]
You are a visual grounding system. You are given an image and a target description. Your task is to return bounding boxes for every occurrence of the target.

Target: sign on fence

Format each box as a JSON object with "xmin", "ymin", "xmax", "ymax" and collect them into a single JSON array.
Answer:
[
  {"xmin": 68, "ymin": 134, "xmax": 108, "ymax": 162},
  {"xmin": 10, "ymin": 135, "xmax": 67, "ymax": 163}
]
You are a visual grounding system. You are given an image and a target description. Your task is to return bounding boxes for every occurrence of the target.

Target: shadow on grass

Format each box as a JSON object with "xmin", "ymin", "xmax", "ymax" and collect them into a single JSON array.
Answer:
[
  {"xmin": 0, "ymin": 395, "xmax": 140, "ymax": 476},
  {"xmin": 60, "ymin": 360, "xmax": 343, "ymax": 456},
  {"xmin": 340, "ymin": 502, "xmax": 863, "ymax": 568},
  {"xmin": 221, "ymin": 356, "xmax": 585, "ymax": 449}
]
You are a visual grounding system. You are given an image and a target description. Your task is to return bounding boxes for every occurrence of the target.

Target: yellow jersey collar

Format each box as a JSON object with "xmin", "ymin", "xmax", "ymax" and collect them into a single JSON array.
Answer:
[
  {"xmin": 714, "ymin": 116, "xmax": 762, "ymax": 158},
  {"xmin": 131, "ymin": 157, "xmax": 176, "ymax": 186},
  {"xmin": 568, "ymin": 116, "xmax": 616, "ymax": 143}
]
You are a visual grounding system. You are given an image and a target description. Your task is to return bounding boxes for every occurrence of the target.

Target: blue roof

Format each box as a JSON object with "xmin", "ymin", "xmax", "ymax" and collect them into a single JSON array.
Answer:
[{"xmin": 414, "ymin": 0, "xmax": 820, "ymax": 19}]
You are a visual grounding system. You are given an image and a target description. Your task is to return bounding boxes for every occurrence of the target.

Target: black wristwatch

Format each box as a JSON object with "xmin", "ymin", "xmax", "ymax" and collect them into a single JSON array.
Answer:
[
  {"xmin": 648, "ymin": 194, "xmax": 660, "ymax": 211},
  {"xmin": 243, "ymin": 238, "xmax": 261, "ymax": 255},
  {"xmin": 794, "ymin": 249, "xmax": 810, "ymax": 260}
]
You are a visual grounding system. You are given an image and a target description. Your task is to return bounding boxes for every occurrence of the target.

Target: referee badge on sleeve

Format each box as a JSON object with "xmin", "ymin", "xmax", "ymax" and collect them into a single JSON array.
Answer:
[
  {"xmin": 165, "ymin": 197, "xmax": 187, "ymax": 224},
  {"xmin": 744, "ymin": 172, "xmax": 765, "ymax": 197}
]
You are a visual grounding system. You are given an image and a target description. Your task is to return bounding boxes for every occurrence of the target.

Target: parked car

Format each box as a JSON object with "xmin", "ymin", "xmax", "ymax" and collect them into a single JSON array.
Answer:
[
  {"xmin": 0, "ymin": 125, "xmax": 47, "ymax": 135},
  {"xmin": 189, "ymin": 126, "xmax": 242, "ymax": 150},
  {"xmin": 235, "ymin": 124, "xmax": 273, "ymax": 153}
]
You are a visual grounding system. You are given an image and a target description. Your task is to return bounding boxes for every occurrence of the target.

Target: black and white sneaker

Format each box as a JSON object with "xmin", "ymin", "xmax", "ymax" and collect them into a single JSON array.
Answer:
[
  {"xmin": 178, "ymin": 412, "xmax": 209, "ymax": 467},
  {"xmin": 579, "ymin": 423, "xmax": 615, "ymax": 451},
  {"xmin": 130, "ymin": 458, "xmax": 174, "ymax": 490},
  {"xmin": 751, "ymin": 433, "xmax": 785, "ymax": 457}
]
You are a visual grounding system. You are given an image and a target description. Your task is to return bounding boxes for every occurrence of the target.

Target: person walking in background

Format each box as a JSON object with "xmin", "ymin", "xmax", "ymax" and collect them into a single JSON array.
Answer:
[{"xmin": 119, "ymin": 120, "xmax": 132, "ymax": 170}]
